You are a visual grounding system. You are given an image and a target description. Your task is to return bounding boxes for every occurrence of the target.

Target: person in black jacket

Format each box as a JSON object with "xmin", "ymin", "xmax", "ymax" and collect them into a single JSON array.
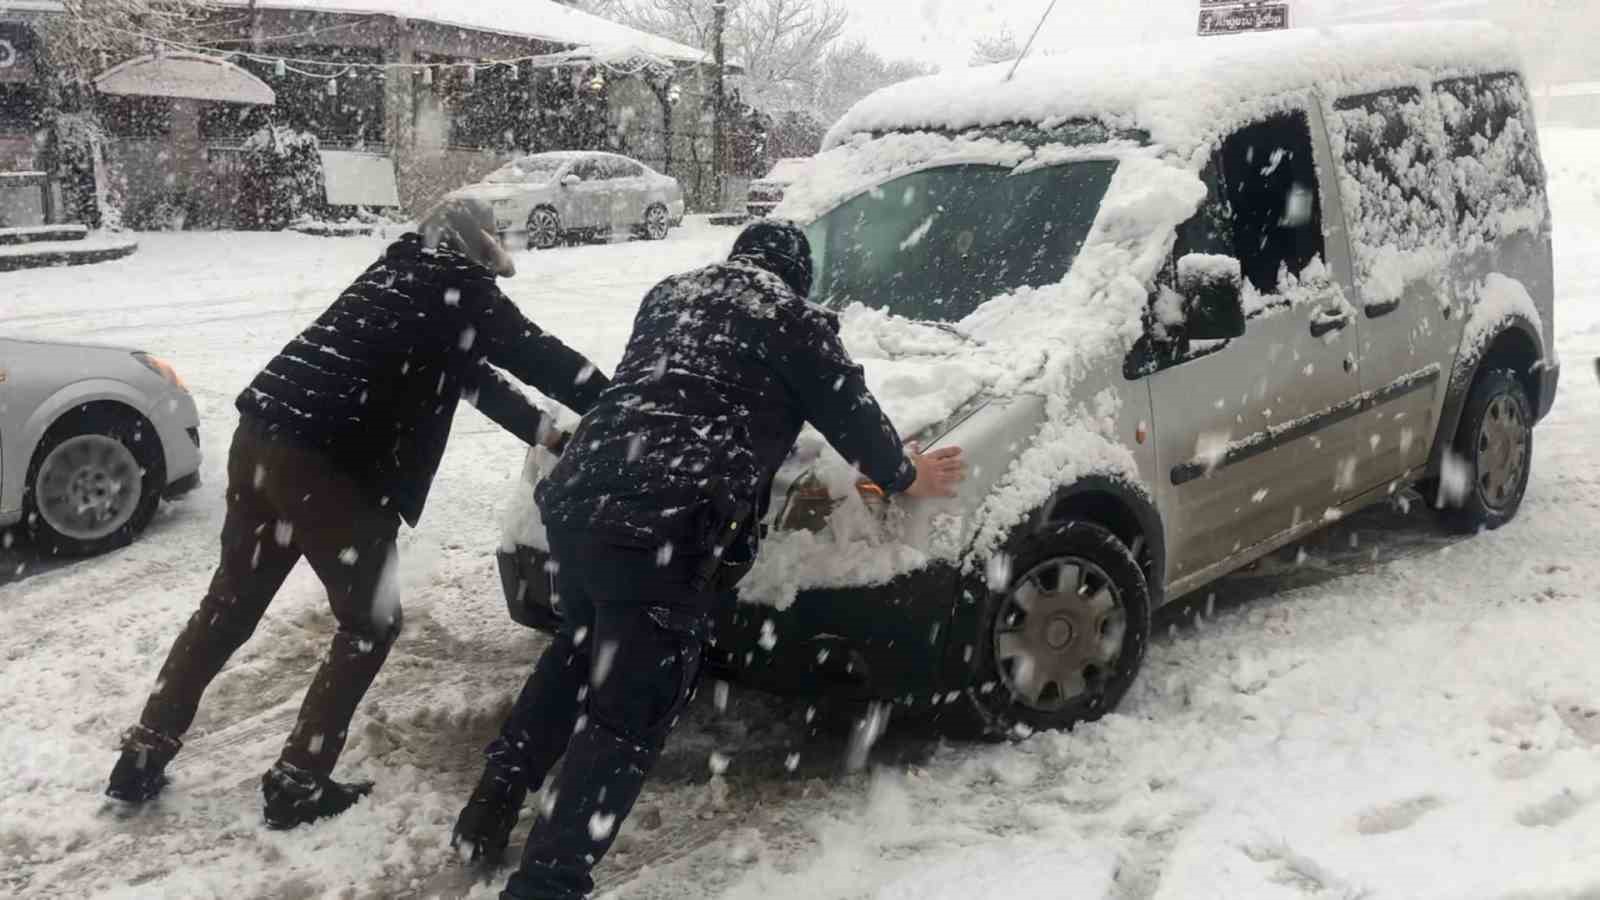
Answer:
[
  {"xmin": 453, "ymin": 220, "xmax": 965, "ymax": 899},
  {"xmin": 105, "ymin": 198, "xmax": 610, "ymax": 830}
]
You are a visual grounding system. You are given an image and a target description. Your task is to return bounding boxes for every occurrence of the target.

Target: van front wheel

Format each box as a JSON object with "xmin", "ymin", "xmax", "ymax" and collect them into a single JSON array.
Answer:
[{"xmin": 950, "ymin": 521, "xmax": 1151, "ymax": 739}]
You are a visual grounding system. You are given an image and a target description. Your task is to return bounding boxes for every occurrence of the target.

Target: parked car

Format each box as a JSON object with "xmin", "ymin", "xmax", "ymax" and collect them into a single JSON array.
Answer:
[
  {"xmin": 747, "ymin": 157, "xmax": 810, "ymax": 219},
  {"xmin": 497, "ymin": 23, "xmax": 1557, "ymax": 739},
  {"xmin": 0, "ymin": 338, "xmax": 201, "ymax": 556},
  {"xmin": 450, "ymin": 151, "xmax": 686, "ymax": 250}
]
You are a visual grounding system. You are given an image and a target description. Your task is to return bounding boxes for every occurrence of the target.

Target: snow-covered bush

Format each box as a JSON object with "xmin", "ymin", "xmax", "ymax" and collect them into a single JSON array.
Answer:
[
  {"xmin": 237, "ymin": 125, "xmax": 326, "ymax": 230},
  {"xmin": 51, "ymin": 111, "xmax": 123, "ymax": 230}
]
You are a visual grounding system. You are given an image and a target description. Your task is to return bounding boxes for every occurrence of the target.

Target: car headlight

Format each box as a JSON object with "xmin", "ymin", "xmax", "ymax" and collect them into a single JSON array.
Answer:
[{"xmin": 134, "ymin": 352, "xmax": 187, "ymax": 392}]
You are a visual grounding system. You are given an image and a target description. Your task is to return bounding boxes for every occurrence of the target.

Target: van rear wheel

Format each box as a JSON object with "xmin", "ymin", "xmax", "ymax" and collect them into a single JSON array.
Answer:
[
  {"xmin": 946, "ymin": 521, "xmax": 1150, "ymax": 740},
  {"xmin": 1435, "ymin": 367, "xmax": 1532, "ymax": 533}
]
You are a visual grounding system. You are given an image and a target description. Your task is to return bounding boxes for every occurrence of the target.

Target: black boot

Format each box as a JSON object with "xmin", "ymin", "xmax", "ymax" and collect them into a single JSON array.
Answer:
[
  {"xmin": 106, "ymin": 725, "xmax": 182, "ymax": 804},
  {"xmin": 261, "ymin": 760, "xmax": 374, "ymax": 830},
  {"xmin": 452, "ymin": 765, "xmax": 528, "ymax": 865}
]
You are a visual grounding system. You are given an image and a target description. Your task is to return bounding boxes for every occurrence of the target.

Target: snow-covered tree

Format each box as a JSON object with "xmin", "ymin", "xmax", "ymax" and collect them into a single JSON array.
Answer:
[
  {"xmin": 970, "ymin": 25, "xmax": 1021, "ymax": 67},
  {"xmin": 597, "ymin": 0, "xmax": 848, "ymax": 115},
  {"xmin": 41, "ymin": 0, "xmax": 209, "ymax": 90},
  {"xmin": 814, "ymin": 40, "xmax": 934, "ymax": 125}
]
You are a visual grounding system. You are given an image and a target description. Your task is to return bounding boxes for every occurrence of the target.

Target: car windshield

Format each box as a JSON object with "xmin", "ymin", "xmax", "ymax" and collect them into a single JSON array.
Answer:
[
  {"xmin": 805, "ymin": 160, "xmax": 1119, "ymax": 323},
  {"xmin": 485, "ymin": 157, "xmax": 567, "ymax": 184}
]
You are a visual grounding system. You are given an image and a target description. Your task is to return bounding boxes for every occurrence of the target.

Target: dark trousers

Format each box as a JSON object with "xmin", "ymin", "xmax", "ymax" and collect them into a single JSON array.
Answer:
[
  {"xmin": 495, "ymin": 530, "xmax": 712, "ymax": 900},
  {"xmin": 138, "ymin": 417, "xmax": 402, "ymax": 775}
]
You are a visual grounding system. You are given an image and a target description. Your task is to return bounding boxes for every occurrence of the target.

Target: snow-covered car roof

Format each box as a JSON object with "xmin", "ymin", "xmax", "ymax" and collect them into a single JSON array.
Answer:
[
  {"xmin": 758, "ymin": 158, "xmax": 812, "ymax": 185},
  {"xmin": 826, "ymin": 21, "xmax": 1522, "ymax": 158}
]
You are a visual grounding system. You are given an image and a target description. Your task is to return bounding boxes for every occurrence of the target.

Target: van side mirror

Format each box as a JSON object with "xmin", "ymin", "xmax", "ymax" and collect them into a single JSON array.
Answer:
[
  {"xmin": 1176, "ymin": 253, "xmax": 1246, "ymax": 340},
  {"xmin": 562, "ymin": 174, "xmax": 582, "ymax": 187}
]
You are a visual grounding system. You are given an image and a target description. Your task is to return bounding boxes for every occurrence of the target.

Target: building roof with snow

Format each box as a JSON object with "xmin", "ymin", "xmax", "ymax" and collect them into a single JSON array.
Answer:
[
  {"xmin": 214, "ymin": 0, "xmax": 710, "ymax": 65},
  {"xmin": 826, "ymin": 21, "xmax": 1522, "ymax": 156},
  {"xmin": 0, "ymin": 1, "xmax": 65, "ymax": 15}
]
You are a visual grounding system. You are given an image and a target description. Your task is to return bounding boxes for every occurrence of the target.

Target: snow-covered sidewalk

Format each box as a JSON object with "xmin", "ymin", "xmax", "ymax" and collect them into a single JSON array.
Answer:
[{"xmin": 2, "ymin": 133, "xmax": 1598, "ymax": 899}]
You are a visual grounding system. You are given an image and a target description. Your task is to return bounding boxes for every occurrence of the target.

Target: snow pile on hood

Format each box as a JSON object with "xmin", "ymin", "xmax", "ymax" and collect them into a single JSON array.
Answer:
[{"xmin": 825, "ymin": 22, "xmax": 1520, "ymax": 160}]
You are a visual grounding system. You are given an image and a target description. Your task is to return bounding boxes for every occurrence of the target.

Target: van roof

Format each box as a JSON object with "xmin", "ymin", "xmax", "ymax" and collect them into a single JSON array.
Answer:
[{"xmin": 825, "ymin": 21, "xmax": 1522, "ymax": 159}]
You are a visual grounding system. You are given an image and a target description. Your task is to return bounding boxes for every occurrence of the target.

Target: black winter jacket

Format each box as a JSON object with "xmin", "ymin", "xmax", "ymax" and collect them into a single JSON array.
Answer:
[
  {"xmin": 536, "ymin": 261, "xmax": 916, "ymax": 554},
  {"xmin": 237, "ymin": 234, "xmax": 609, "ymax": 526}
]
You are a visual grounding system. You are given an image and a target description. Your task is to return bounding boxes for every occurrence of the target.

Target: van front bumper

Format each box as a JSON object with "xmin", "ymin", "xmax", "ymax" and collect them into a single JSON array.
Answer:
[{"xmin": 497, "ymin": 544, "xmax": 966, "ymax": 703}]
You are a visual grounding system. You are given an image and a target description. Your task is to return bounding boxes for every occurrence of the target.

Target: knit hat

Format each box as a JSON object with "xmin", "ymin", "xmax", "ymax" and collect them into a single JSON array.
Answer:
[
  {"xmin": 420, "ymin": 196, "xmax": 517, "ymax": 278},
  {"xmin": 729, "ymin": 219, "xmax": 814, "ymax": 298}
]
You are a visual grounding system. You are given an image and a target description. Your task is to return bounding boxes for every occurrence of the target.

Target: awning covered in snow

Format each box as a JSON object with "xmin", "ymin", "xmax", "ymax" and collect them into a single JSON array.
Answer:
[
  {"xmin": 94, "ymin": 52, "xmax": 276, "ymax": 105},
  {"xmin": 215, "ymin": 0, "xmax": 714, "ymax": 66}
]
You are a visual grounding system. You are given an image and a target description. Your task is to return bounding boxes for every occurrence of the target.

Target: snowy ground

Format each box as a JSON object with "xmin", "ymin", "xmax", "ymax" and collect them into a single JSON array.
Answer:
[{"xmin": 3, "ymin": 130, "xmax": 1599, "ymax": 899}]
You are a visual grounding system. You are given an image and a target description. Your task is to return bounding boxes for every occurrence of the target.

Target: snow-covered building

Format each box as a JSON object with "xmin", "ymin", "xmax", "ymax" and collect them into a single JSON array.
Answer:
[
  {"xmin": 0, "ymin": 1, "xmax": 62, "ymax": 228},
  {"xmin": 193, "ymin": 0, "xmax": 723, "ymax": 215},
  {"xmin": 3, "ymin": 0, "xmax": 733, "ymax": 230}
]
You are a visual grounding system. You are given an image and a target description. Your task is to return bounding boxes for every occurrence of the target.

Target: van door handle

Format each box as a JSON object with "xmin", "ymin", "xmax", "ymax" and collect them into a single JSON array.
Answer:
[
  {"xmin": 1365, "ymin": 298, "xmax": 1401, "ymax": 318},
  {"xmin": 1310, "ymin": 309, "xmax": 1350, "ymax": 337}
]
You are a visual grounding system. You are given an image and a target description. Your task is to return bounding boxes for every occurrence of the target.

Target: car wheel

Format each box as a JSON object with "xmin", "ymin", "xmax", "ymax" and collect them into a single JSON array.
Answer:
[
  {"xmin": 946, "ymin": 521, "xmax": 1150, "ymax": 740},
  {"xmin": 643, "ymin": 204, "xmax": 671, "ymax": 241},
  {"xmin": 526, "ymin": 208, "xmax": 562, "ymax": 250},
  {"xmin": 24, "ymin": 405, "xmax": 165, "ymax": 557},
  {"xmin": 1435, "ymin": 367, "xmax": 1532, "ymax": 533}
]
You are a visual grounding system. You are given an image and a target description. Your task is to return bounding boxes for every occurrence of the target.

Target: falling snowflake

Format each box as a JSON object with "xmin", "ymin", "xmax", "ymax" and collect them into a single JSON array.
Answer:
[{"xmin": 587, "ymin": 811, "xmax": 616, "ymax": 840}]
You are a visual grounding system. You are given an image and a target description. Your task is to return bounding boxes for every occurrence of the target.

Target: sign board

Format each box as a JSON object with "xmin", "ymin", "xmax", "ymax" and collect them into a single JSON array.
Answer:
[
  {"xmin": 0, "ymin": 24, "xmax": 36, "ymax": 84},
  {"xmin": 319, "ymin": 151, "xmax": 401, "ymax": 209},
  {"xmin": 1198, "ymin": 2, "xmax": 1291, "ymax": 36}
]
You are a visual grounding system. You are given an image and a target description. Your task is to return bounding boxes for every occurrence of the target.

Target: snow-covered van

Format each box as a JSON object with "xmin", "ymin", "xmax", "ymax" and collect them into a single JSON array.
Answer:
[{"xmin": 499, "ymin": 22, "xmax": 1558, "ymax": 738}]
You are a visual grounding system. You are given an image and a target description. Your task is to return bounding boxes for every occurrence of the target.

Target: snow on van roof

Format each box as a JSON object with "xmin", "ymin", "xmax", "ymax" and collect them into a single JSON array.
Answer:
[{"xmin": 825, "ymin": 21, "xmax": 1521, "ymax": 156}]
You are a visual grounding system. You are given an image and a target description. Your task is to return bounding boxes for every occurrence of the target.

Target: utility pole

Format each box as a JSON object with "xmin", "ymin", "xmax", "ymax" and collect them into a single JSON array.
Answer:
[
  {"xmin": 711, "ymin": 1, "xmax": 728, "ymax": 211},
  {"xmin": 248, "ymin": 0, "xmax": 263, "ymax": 52}
]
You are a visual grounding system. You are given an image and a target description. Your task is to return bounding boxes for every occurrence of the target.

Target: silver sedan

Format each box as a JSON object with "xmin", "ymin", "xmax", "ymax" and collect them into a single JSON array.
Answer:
[
  {"xmin": 0, "ymin": 337, "xmax": 201, "ymax": 557},
  {"xmin": 451, "ymin": 151, "xmax": 687, "ymax": 250}
]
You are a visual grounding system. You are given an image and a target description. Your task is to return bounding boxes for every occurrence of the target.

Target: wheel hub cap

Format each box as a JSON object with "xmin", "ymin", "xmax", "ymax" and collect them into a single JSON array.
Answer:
[
  {"xmin": 36, "ymin": 434, "xmax": 143, "ymax": 541},
  {"xmin": 993, "ymin": 557, "xmax": 1127, "ymax": 712},
  {"xmin": 1045, "ymin": 616, "xmax": 1075, "ymax": 649},
  {"xmin": 1477, "ymin": 392, "xmax": 1528, "ymax": 511}
]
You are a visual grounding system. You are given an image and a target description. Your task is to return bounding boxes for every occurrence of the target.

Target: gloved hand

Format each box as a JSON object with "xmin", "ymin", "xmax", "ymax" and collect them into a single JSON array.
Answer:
[{"xmin": 540, "ymin": 428, "xmax": 572, "ymax": 455}]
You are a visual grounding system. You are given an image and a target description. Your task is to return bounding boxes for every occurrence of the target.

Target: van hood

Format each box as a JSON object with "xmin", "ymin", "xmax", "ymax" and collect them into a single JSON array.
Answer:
[{"xmin": 834, "ymin": 306, "xmax": 1045, "ymax": 443}]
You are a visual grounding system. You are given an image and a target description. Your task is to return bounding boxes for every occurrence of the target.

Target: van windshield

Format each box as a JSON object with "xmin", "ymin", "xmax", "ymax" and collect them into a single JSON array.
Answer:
[{"xmin": 805, "ymin": 160, "xmax": 1118, "ymax": 323}]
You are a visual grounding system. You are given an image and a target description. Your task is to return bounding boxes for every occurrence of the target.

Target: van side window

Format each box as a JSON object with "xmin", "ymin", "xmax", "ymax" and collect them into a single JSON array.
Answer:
[
  {"xmin": 1434, "ymin": 73, "xmax": 1546, "ymax": 240},
  {"xmin": 1216, "ymin": 112, "xmax": 1325, "ymax": 296},
  {"xmin": 1128, "ymin": 160, "xmax": 1235, "ymax": 377},
  {"xmin": 1327, "ymin": 87, "xmax": 1450, "ymax": 305}
]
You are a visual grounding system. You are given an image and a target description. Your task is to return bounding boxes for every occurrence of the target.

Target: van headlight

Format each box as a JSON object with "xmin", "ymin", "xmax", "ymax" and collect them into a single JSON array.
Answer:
[{"xmin": 776, "ymin": 471, "xmax": 891, "ymax": 533}]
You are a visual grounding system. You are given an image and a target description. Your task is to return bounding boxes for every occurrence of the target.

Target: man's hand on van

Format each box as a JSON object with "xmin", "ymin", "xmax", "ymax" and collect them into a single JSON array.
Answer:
[{"xmin": 907, "ymin": 446, "xmax": 967, "ymax": 498}]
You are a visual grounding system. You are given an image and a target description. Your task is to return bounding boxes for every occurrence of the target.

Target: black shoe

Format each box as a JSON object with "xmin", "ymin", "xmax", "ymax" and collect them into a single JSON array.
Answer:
[
  {"xmin": 106, "ymin": 725, "xmax": 182, "ymax": 804},
  {"xmin": 261, "ymin": 761, "xmax": 374, "ymax": 830},
  {"xmin": 452, "ymin": 766, "xmax": 528, "ymax": 865}
]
